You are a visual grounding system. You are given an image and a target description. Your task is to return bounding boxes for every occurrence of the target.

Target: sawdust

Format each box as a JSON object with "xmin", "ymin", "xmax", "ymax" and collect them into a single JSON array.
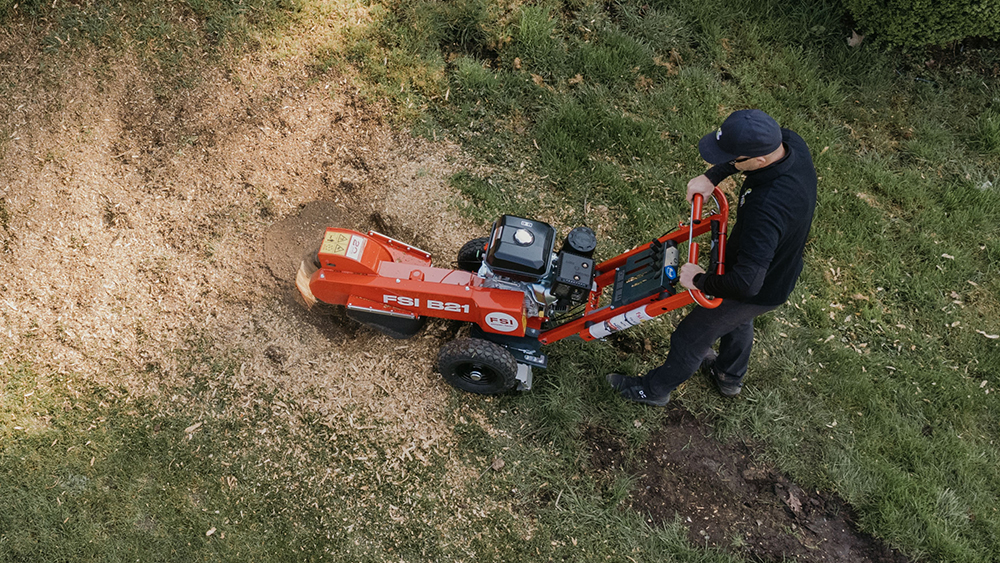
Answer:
[{"xmin": 0, "ymin": 34, "xmax": 482, "ymax": 452}]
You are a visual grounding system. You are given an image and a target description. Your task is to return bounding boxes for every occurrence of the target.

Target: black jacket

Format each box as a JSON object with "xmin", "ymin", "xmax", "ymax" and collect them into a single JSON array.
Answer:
[{"xmin": 694, "ymin": 129, "xmax": 817, "ymax": 306}]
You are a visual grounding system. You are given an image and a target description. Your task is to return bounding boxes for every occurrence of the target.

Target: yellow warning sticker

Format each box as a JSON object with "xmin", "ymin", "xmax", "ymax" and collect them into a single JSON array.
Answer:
[
  {"xmin": 320, "ymin": 232, "xmax": 367, "ymax": 261},
  {"xmin": 321, "ymin": 232, "xmax": 352, "ymax": 256}
]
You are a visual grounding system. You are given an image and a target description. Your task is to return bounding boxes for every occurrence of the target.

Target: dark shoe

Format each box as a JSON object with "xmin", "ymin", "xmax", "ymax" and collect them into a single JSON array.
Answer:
[
  {"xmin": 605, "ymin": 373, "xmax": 670, "ymax": 406},
  {"xmin": 701, "ymin": 352, "xmax": 742, "ymax": 397}
]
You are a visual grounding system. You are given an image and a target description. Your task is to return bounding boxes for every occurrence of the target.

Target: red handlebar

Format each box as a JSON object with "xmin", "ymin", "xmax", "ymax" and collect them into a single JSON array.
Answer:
[{"xmin": 688, "ymin": 194, "xmax": 723, "ymax": 309}]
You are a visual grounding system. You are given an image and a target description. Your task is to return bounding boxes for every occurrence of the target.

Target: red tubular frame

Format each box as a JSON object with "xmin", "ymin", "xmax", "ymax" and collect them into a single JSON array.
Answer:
[{"xmin": 537, "ymin": 188, "xmax": 729, "ymax": 344}]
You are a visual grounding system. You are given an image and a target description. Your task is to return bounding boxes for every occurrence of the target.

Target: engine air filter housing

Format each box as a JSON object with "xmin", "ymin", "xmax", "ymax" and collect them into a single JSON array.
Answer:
[
  {"xmin": 485, "ymin": 215, "xmax": 556, "ymax": 282},
  {"xmin": 563, "ymin": 226, "xmax": 597, "ymax": 258}
]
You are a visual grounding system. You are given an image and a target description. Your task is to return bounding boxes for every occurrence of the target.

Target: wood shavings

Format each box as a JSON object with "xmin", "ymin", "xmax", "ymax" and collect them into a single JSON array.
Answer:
[{"xmin": 0, "ymin": 48, "xmax": 470, "ymax": 453}]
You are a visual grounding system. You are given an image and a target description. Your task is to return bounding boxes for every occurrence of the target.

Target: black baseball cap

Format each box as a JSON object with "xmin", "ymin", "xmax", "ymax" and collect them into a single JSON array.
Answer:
[{"xmin": 698, "ymin": 109, "xmax": 782, "ymax": 165}]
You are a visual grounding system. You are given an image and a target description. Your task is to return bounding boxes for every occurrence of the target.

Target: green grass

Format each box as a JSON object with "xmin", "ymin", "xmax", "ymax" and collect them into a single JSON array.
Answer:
[
  {"xmin": 0, "ymin": 0, "xmax": 302, "ymax": 82},
  {"xmin": 4, "ymin": 0, "xmax": 1000, "ymax": 561},
  {"xmin": 0, "ymin": 351, "xmax": 741, "ymax": 562},
  {"xmin": 342, "ymin": 0, "xmax": 1000, "ymax": 560}
]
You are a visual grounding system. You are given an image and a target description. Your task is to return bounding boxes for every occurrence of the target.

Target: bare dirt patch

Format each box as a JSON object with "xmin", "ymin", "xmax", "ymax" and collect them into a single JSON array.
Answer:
[{"xmin": 586, "ymin": 408, "xmax": 911, "ymax": 563}]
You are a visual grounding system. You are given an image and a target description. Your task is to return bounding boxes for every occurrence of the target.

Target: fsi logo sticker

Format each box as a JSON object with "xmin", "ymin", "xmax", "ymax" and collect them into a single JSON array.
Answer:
[{"xmin": 485, "ymin": 312, "xmax": 519, "ymax": 333}]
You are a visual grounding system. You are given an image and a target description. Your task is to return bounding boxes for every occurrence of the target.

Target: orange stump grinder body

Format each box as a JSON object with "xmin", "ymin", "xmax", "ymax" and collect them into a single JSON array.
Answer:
[{"xmin": 297, "ymin": 190, "xmax": 729, "ymax": 395}]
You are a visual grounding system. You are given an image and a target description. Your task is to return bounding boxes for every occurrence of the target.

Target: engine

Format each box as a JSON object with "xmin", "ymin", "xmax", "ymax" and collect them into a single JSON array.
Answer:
[{"xmin": 479, "ymin": 215, "xmax": 597, "ymax": 319}]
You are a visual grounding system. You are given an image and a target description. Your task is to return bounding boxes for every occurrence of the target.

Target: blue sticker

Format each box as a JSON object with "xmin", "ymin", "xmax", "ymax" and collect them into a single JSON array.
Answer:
[{"xmin": 664, "ymin": 265, "xmax": 677, "ymax": 281}]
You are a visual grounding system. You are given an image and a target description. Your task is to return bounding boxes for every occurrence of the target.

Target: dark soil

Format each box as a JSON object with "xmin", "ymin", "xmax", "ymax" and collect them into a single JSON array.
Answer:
[{"xmin": 586, "ymin": 408, "xmax": 911, "ymax": 563}]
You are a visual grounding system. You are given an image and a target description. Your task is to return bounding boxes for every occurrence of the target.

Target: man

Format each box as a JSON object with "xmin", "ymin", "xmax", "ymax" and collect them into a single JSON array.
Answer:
[{"xmin": 607, "ymin": 109, "xmax": 817, "ymax": 406}]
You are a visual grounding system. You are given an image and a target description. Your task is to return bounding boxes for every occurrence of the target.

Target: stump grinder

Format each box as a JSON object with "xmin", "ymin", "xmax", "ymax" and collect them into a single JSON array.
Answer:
[{"xmin": 296, "ymin": 190, "xmax": 729, "ymax": 395}]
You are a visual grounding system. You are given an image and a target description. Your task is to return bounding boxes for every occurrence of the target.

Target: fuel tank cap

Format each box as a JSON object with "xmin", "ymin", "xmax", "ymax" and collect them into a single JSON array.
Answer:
[{"xmin": 513, "ymin": 228, "xmax": 534, "ymax": 246}]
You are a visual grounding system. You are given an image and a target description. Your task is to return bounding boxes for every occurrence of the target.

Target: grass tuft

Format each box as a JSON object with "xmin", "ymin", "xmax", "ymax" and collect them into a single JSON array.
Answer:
[{"xmin": 971, "ymin": 109, "xmax": 1000, "ymax": 156}]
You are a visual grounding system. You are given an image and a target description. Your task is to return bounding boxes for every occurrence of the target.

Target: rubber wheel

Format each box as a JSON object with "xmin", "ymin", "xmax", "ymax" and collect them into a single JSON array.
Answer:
[
  {"xmin": 438, "ymin": 337, "xmax": 518, "ymax": 395},
  {"xmin": 456, "ymin": 237, "xmax": 490, "ymax": 272}
]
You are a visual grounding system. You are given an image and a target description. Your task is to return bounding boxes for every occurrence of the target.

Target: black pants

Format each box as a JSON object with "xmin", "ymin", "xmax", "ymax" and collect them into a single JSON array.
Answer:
[{"xmin": 644, "ymin": 299, "xmax": 780, "ymax": 397}]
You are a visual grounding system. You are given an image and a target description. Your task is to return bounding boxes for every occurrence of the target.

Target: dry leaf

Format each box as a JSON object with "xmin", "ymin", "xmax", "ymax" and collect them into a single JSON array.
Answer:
[
  {"xmin": 848, "ymin": 31, "xmax": 864, "ymax": 47},
  {"xmin": 568, "ymin": 73, "xmax": 583, "ymax": 85},
  {"xmin": 941, "ymin": 253, "xmax": 955, "ymax": 260},
  {"xmin": 206, "ymin": 527, "xmax": 216, "ymax": 536},
  {"xmin": 652, "ymin": 56, "xmax": 679, "ymax": 76},
  {"xmin": 531, "ymin": 73, "xmax": 545, "ymax": 86},
  {"xmin": 852, "ymin": 293, "xmax": 869, "ymax": 301},
  {"xmin": 184, "ymin": 421, "xmax": 203, "ymax": 434},
  {"xmin": 784, "ymin": 489, "xmax": 803, "ymax": 515},
  {"xmin": 491, "ymin": 458, "xmax": 505, "ymax": 471},
  {"xmin": 513, "ymin": 57, "xmax": 522, "ymax": 70}
]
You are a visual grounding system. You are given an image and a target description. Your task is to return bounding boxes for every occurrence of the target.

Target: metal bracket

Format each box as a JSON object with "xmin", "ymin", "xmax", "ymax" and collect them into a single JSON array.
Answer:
[{"xmin": 515, "ymin": 363, "xmax": 533, "ymax": 391}]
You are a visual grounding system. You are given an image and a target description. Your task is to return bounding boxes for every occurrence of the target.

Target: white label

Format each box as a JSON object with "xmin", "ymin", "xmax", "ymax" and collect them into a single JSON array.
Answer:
[
  {"xmin": 485, "ymin": 312, "xmax": 519, "ymax": 333},
  {"xmin": 623, "ymin": 308, "xmax": 654, "ymax": 325},
  {"xmin": 346, "ymin": 235, "xmax": 367, "ymax": 261},
  {"xmin": 588, "ymin": 308, "xmax": 653, "ymax": 339}
]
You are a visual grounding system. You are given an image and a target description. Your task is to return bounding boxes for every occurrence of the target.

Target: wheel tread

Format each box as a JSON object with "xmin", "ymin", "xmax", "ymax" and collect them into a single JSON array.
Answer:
[
  {"xmin": 438, "ymin": 337, "xmax": 518, "ymax": 394},
  {"xmin": 456, "ymin": 237, "xmax": 490, "ymax": 272}
]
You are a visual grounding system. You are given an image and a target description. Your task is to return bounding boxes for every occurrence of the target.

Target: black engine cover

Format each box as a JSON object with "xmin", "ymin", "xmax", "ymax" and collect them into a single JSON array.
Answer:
[{"xmin": 485, "ymin": 215, "xmax": 556, "ymax": 282}]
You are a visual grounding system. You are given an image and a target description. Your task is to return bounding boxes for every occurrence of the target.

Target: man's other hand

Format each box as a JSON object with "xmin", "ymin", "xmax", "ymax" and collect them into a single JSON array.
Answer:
[
  {"xmin": 686, "ymin": 174, "xmax": 715, "ymax": 203},
  {"xmin": 680, "ymin": 263, "xmax": 705, "ymax": 291}
]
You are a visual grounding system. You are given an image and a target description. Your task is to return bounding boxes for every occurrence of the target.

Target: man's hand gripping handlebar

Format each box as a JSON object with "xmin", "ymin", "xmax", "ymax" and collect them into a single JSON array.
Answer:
[{"xmin": 686, "ymin": 193, "xmax": 723, "ymax": 309}]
